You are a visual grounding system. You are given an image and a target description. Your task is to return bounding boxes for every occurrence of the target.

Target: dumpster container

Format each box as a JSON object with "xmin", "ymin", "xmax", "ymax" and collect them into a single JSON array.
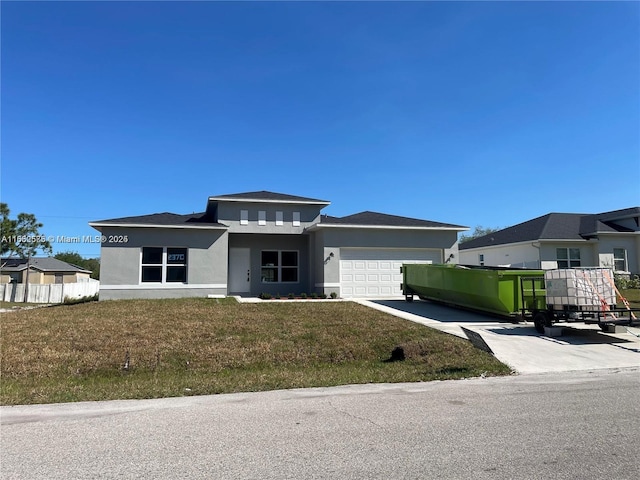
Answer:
[{"xmin": 401, "ymin": 264, "xmax": 546, "ymax": 319}]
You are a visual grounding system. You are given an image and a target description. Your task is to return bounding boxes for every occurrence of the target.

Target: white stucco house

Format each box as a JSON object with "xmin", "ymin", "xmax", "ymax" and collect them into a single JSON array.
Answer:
[
  {"xmin": 458, "ymin": 207, "xmax": 640, "ymax": 274},
  {"xmin": 90, "ymin": 191, "xmax": 467, "ymax": 300}
]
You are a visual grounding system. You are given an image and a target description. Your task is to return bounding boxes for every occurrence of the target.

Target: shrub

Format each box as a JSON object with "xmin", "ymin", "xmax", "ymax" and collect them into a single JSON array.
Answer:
[
  {"xmin": 310, "ymin": 293, "xmax": 318, "ymax": 299},
  {"xmin": 615, "ymin": 274, "xmax": 640, "ymax": 290},
  {"xmin": 330, "ymin": 292, "xmax": 338, "ymax": 299},
  {"xmin": 288, "ymin": 293, "xmax": 295, "ymax": 299},
  {"xmin": 300, "ymin": 293, "xmax": 307, "ymax": 299},
  {"xmin": 258, "ymin": 292, "xmax": 272, "ymax": 300}
]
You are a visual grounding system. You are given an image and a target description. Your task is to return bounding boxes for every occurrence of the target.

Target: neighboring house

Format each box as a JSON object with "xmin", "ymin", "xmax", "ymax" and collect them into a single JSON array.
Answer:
[
  {"xmin": 89, "ymin": 191, "xmax": 467, "ymax": 300},
  {"xmin": 0, "ymin": 257, "xmax": 92, "ymax": 284},
  {"xmin": 459, "ymin": 207, "xmax": 640, "ymax": 274}
]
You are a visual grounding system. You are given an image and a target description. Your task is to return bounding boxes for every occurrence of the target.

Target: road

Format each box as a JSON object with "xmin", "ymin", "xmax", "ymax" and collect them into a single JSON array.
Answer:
[{"xmin": 2, "ymin": 369, "xmax": 639, "ymax": 479}]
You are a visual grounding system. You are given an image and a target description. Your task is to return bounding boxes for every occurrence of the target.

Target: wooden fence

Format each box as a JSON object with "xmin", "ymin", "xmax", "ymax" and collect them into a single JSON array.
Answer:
[{"xmin": 0, "ymin": 280, "xmax": 100, "ymax": 304}]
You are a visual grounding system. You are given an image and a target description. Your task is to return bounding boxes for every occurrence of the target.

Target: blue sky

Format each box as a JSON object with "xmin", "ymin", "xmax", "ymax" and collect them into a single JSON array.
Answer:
[{"xmin": 2, "ymin": 1, "xmax": 639, "ymax": 258}]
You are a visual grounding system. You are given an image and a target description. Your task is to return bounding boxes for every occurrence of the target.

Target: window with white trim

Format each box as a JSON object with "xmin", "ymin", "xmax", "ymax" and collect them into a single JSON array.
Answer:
[
  {"xmin": 613, "ymin": 248, "xmax": 628, "ymax": 272},
  {"xmin": 261, "ymin": 250, "xmax": 298, "ymax": 283},
  {"xmin": 479, "ymin": 254, "xmax": 485, "ymax": 266},
  {"xmin": 240, "ymin": 210, "xmax": 249, "ymax": 225},
  {"xmin": 276, "ymin": 211, "xmax": 283, "ymax": 226},
  {"xmin": 292, "ymin": 211, "xmax": 300, "ymax": 226},
  {"xmin": 141, "ymin": 247, "xmax": 187, "ymax": 283},
  {"xmin": 258, "ymin": 210, "xmax": 266, "ymax": 226},
  {"xmin": 556, "ymin": 247, "xmax": 580, "ymax": 268}
]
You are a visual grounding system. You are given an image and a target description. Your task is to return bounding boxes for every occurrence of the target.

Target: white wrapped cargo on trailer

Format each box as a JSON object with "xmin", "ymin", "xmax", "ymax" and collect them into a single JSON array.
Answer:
[{"xmin": 544, "ymin": 268, "xmax": 616, "ymax": 308}]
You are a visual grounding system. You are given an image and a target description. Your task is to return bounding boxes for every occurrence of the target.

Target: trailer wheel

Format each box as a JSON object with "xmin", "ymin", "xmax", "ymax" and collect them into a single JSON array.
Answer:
[
  {"xmin": 405, "ymin": 294, "xmax": 414, "ymax": 303},
  {"xmin": 533, "ymin": 312, "xmax": 551, "ymax": 334}
]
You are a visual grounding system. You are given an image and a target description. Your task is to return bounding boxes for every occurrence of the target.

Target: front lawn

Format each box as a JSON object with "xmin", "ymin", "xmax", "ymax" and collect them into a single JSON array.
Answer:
[{"xmin": 0, "ymin": 298, "xmax": 511, "ymax": 405}]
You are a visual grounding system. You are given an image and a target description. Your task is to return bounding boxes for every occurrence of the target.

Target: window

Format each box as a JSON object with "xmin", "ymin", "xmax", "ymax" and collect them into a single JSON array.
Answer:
[
  {"xmin": 276, "ymin": 211, "xmax": 283, "ymax": 226},
  {"xmin": 556, "ymin": 248, "xmax": 581, "ymax": 268},
  {"xmin": 261, "ymin": 250, "xmax": 298, "ymax": 283},
  {"xmin": 293, "ymin": 212, "xmax": 301, "ymax": 226},
  {"xmin": 141, "ymin": 247, "xmax": 187, "ymax": 283},
  {"xmin": 613, "ymin": 248, "xmax": 628, "ymax": 272},
  {"xmin": 240, "ymin": 210, "xmax": 249, "ymax": 225},
  {"xmin": 258, "ymin": 210, "xmax": 266, "ymax": 226},
  {"xmin": 479, "ymin": 254, "xmax": 485, "ymax": 266},
  {"xmin": 54, "ymin": 273, "xmax": 64, "ymax": 284}
]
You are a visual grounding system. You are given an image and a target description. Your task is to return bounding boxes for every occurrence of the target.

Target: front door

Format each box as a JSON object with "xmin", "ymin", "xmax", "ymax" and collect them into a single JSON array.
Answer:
[{"xmin": 229, "ymin": 248, "xmax": 251, "ymax": 294}]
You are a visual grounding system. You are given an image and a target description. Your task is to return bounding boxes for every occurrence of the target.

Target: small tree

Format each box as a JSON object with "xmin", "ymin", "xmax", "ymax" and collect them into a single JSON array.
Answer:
[
  {"xmin": 459, "ymin": 225, "xmax": 502, "ymax": 243},
  {"xmin": 1, "ymin": 203, "xmax": 17, "ymax": 256},
  {"xmin": 54, "ymin": 251, "xmax": 100, "ymax": 280},
  {"xmin": 1, "ymin": 204, "xmax": 52, "ymax": 301}
]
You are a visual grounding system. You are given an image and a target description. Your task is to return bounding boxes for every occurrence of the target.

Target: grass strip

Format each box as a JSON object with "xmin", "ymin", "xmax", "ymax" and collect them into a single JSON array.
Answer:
[{"xmin": 1, "ymin": 297, "xmax": 511, "ymax": 405}]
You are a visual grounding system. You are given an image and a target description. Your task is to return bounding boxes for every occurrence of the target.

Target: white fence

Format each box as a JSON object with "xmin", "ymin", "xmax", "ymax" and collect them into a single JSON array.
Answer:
[{"xmin": 0, "ymin": 280, "xmax": 100, "ymax": 303}]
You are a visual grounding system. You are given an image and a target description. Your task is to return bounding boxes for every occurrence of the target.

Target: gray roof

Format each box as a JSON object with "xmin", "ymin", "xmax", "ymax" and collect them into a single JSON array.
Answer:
[
  {"xmin": 1, "ymin": 257, "xmax": 92, "ymax": 274},
  {"xmin": 209, "ymin": 191, "xmax": 330, "ymax": 204},
  {"xmin": 579, "ymin": 207, "xmax": 640, "ymax": 235},
  {"xmin": 90, "ymin": 212, "xmax": 225, "ymax": 228},
  {"xmin": 460, "ymin": 207, "xmax": 640, "ymax": 250},
  {"xmin": 319, "ymin": 211, "xmax": 467, "ymax": 229}
]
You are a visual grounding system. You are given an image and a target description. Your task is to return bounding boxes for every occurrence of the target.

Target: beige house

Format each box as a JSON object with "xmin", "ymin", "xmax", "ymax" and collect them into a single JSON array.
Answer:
[{"xmin": 0, "ymin": 257, "xmax": 92, "ymax": 284}]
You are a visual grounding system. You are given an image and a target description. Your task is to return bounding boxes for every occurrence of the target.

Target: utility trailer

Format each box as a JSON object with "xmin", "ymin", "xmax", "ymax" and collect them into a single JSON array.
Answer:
[{"xmin": 401, "ymin": 264, "xmax": 639, "ymax": 334}]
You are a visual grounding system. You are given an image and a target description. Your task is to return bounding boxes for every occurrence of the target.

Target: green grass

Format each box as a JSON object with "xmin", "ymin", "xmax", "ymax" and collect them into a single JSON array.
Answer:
[
  {"xmin": 0, "ymin": 298, "xmax": 511, "ymax": 405},
  {"xmin": 620, "ymin": 288, "xmax": 640, "ymax": 308}
]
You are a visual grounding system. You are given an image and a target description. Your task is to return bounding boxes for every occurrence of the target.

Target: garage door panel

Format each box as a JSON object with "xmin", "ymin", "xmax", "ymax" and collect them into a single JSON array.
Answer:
[
  {"xmin": 340, "ymin": 248, "xmax": 439, "ymax": 298},
  {"xmin": 380, "ymin": 286, "xmax": 393, "ymax": 295}
]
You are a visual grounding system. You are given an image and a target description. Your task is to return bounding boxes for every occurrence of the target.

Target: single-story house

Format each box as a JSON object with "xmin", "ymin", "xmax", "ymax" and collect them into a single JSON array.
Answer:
[
  {"xmin": 89, "ymin": 191, "xmax": 467, "ymax": 300},
  {"xmin": 0, "ymin": 257, "xmax": 92, "ymax": 284},
  {"xmin": 458, "ymin": 207, "xmax": 640, "ymax": 274}
]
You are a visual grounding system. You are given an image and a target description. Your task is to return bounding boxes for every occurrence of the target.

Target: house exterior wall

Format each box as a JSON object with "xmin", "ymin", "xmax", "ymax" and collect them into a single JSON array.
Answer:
[
  {"xmin": 0, "ymin": 271, "xmax": 80, "ymax": 284},
  {"xmin": 315, "ymin": 228, "xmax": 458, "ymax": 295},
  {"xmin": 228, "ymin": 233, "xmax": 310, "ymax": 296},
  {"xmin": 98, "ymin": 227, "xmax": 228, "ymax": 300},
  {"xmin": 459, "ymin": 242, "xmax": 542, "ymax": 268},
  {"xmin": 538, "ymin": 242, "xmax": 598, "ymax": 269},
  {"xmin": 217, "ymin": 202, "xmax": 323, "ymax": 234},
  {"xmin": 595, "ymin": 234, "xmax": 640, "ymax": 274},
  {"xmin": 39, "ymin": 272, "xmax": 89, "ymax": 284},
  {"xmin": 460, "ymin": 238, "xmax": 640, "ymax": 274},
  {"xmin": 0, "ymin": 273, "xmax": 18, "ymax": 283}
]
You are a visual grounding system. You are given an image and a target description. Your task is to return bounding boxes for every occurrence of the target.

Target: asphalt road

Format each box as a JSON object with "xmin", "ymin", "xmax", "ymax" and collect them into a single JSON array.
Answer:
[{"xmin": 2, "ymin": 369, "xmax": 639, "ymax": 479}]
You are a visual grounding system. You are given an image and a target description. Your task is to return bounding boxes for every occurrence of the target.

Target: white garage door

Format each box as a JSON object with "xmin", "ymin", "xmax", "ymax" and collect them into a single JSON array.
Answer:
[{"xmin": 340, "ymin": 248, "xmax": 440, "ymax": 298}]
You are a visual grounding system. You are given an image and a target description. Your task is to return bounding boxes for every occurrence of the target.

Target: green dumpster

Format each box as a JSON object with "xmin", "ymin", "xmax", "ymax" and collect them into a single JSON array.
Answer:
[{"xmin": 401, "ymin": 264, "xmax": 546, "ymax": 319}]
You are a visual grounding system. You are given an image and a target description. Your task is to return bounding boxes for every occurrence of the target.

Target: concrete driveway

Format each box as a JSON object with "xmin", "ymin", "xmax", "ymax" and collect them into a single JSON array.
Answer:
[{"xmin": 356, "ymin": 299, "xmax": 640, "ymax": 374}]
